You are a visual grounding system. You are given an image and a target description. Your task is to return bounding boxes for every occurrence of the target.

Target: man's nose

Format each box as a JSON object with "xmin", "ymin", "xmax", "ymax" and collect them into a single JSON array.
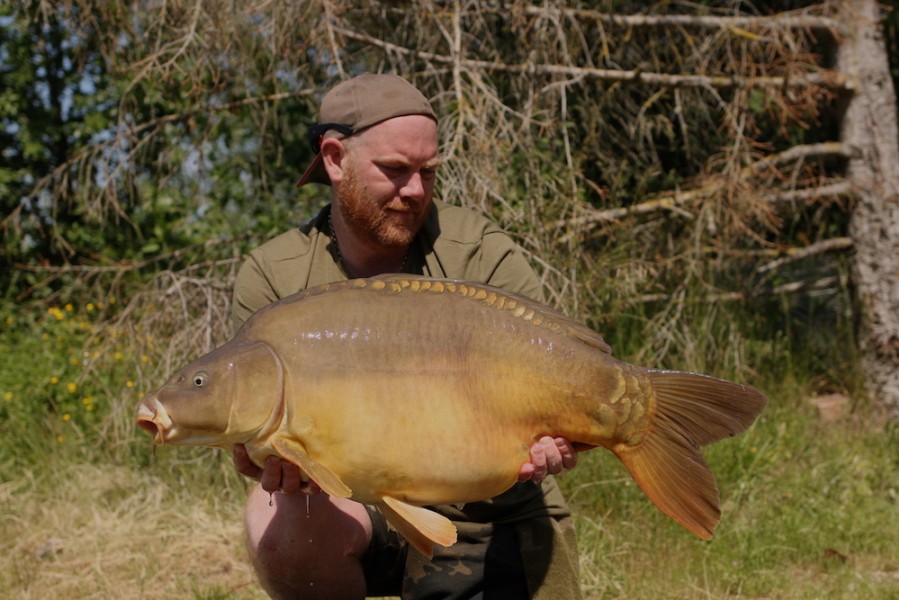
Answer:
[{"xmin": 400, "ymin": 171, "xmax": 427, "ymax": 200}]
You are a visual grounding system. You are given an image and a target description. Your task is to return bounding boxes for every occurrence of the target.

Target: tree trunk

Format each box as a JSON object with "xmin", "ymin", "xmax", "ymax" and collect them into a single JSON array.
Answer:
[{"xmin": 838, "ymin": 0, "xmax": 899, "ymax": 418}]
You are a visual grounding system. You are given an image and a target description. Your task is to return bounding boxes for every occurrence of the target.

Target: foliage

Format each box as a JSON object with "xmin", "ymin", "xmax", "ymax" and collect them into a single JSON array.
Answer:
[
  {"xmin": 0, "ymin": 1, "xmax": 858, "ymax": 304},
  {"xmin": 2, "ymin": 1, "xmax": 897, "ymax": 597},
  {"xmin": 0, "ymin": 2, "xmax": 112, "ymax": 283},
  {"xmin": 1, "ymin": 1, "xmax": 320, "ymax": 301}
]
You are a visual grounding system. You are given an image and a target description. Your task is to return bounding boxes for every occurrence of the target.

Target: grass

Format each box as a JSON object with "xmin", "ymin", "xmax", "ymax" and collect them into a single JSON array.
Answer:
[
  {"xmin": 0, "ymin": 461, "xmax": 264, "ymax": 599},
  {"xmin": 1, "ymin": 297, "xmax": 897, "ymax": 599},
  {"xmin": 563, "ymin": 392, "xmax": 899, "ymax": 599}
]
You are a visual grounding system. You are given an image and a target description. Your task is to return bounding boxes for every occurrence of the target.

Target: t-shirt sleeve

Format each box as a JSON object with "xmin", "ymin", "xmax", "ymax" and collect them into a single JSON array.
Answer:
[
  {"xmin": 469, "ymin": 230, "xmax": 545, "ymax": 304},
  {"xmin": 231, "ymin": 250, "xmax": 280, "ymax": 332}
]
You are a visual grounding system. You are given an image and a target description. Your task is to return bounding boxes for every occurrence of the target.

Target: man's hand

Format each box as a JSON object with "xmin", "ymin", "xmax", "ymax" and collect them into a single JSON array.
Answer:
[
  {"xmin": 518, "ymin": 436, "xmax": 578, "ymax": 484},
  {"xmin": 233, "ymin": 444, "xmax": 312, "ymax": 495}
]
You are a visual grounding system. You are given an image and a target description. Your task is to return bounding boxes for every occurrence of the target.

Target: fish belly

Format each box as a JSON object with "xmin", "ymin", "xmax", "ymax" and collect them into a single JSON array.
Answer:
[{"xmin": 245, "ymin": 280, "xmax": 637, "ymax": 506}]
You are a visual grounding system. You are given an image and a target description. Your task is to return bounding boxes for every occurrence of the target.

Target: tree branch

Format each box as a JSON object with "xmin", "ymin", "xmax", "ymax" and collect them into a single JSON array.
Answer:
[
  {"xmin": 765, "ymin": 181, "xmax": 854, "ymax": 204},
  {"xmin": 336, "ymin": 27, "xmax": 851, "ymax": 91},
  {"xmin": 554, "ymin": 143, "xmax": 853, "ymax": 235},
  {"xmin": 638, "ymin": 275, "xmax": 842, "ymax": 303},
  {"xmin": 517, "ymin": 6, "xmax": 846, "ymax": 36},
  {"xmin": 755, "ymin": 237, "xmax": 854, "ymax": 274}
]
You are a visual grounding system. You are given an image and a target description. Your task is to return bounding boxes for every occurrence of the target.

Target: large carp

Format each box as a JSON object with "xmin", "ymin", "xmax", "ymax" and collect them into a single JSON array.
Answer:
[{"xmin": 136, "ymin": 275, "xmax": 766, "ymax": 557}]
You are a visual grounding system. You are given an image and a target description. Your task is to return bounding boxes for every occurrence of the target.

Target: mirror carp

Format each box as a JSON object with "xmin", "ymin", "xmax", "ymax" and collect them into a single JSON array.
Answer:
[{"xmin": 136, "ymin": 275, "xmax": 767, "ymax": 557}]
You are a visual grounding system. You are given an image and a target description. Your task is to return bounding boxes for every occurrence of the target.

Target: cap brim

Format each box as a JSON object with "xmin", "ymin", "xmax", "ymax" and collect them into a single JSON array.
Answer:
[{"xmin": 295, "ymin": 153, "xmax": 330, "ymax": 188}]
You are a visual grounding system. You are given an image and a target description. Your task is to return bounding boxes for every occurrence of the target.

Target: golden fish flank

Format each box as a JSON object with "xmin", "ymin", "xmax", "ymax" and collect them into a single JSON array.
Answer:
[{"xmin": 136, "ymin": 275, "xmax": 767, "ymax": 558}]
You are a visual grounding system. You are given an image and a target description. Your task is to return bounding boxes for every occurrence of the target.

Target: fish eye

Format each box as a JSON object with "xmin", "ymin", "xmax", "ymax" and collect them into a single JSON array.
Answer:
[{"xmin": 192, "ymin": 372, "xmax": 208, "ymax": 387}]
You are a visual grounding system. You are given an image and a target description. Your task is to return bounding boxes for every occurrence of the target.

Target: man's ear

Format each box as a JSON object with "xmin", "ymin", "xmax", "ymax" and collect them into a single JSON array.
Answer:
[{"xmin": 320, "ymin": 138, "xmax": 347, "ymax": 184}]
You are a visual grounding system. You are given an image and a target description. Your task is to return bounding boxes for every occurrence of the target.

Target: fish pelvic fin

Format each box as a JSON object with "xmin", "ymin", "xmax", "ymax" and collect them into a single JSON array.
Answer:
[
  {"xmin": 379, "ymin": 496, "xmax": 458, "ymax": 559},
  {"xmin": 271, "ymin": 436, "xmax": 352, "ymax": 498},
  {"xmin": 613, "ymin": 370, "xmax": 767, "ymax": 540}
]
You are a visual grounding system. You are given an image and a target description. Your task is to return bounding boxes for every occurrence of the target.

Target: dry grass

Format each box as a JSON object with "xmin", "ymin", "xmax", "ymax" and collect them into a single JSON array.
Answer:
[{"xmin": 0, "ymin": 461, "xmax": 265, "ymax": 599}]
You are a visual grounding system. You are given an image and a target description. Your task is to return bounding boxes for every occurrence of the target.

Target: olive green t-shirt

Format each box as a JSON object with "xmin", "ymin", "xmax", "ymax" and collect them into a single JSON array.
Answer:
[{"xmin": 232, "ymin": 199, "xmax": 544, "ymax": 330}]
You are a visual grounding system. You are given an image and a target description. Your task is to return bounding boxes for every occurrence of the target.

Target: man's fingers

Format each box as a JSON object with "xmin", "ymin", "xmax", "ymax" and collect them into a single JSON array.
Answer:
[
  {"xmin": 527, "ymin": 438, "xmax": 550, "ymax": 483},
  {"xmin": 538, "ymin": 436, "xmax": 563, "ymax": 475},
  {"xmin": 233, "ymin": 444, "xmax": 264, "ymax": 480},
  {"xmin": 555, "ymin": 437, "xmax": 578, "ymax": 470},
  {"xmin": 279, "ymin": 462, "xmax": 302, "ymax": 495},
  {"xmin": 517, "ymin": 463, "xmax": 536, "ymax": 483},
  {"xmin": 259, "ymin": 455, "xmax": 283, "ymax": 493},
  {"xmin": 232, "ymin": 445, "xmax": 307, "ymax": 495},
  {"xmin": 519, "ymin": 437, "xmax": 580, "ymax": 484}
]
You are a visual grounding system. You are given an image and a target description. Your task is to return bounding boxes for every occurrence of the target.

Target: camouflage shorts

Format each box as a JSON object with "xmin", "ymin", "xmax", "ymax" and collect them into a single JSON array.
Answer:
[{"xmin": 361, "ymin": 505, "xmax": 581, "ymax": 599}]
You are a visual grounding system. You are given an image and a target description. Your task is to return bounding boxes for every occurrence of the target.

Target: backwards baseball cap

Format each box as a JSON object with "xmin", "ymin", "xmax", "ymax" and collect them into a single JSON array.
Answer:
[{"xmin": 296, "ymin": 73, "xmax": 437, "ymax": 187}]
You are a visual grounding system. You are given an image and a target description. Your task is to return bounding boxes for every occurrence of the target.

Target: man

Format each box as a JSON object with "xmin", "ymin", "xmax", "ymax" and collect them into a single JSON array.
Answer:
[{"xmin": 230, "ymin": 73, "xmax": 582, "ymax": 599}]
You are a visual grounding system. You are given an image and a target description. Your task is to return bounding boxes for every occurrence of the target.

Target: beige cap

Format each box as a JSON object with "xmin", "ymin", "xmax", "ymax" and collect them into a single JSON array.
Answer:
[{"xmin": 296, "ymin": 73, "xmax": 437, "ymax": 187}]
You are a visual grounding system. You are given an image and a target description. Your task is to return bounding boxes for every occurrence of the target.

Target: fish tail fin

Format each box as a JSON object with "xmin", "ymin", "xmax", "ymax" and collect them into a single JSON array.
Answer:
[{"xmin": 612, "ymin": 370, "xmax": 767, "ymax": 540}]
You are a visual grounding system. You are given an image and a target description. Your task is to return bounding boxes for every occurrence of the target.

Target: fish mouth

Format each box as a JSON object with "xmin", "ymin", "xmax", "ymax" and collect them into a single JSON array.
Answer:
[{"xmin": 135, "ymin": 398, "xmax": 172, "ymax": 443}]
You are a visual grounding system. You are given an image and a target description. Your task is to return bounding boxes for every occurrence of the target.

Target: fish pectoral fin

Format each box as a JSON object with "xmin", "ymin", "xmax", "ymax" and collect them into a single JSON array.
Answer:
[
  {"xmin": 379, "ymin": 496, "xmax": 458, "ymax": 559},
  {"xmin": 271, "ymin": 437, "xmax": 352, "ymax": 498}
]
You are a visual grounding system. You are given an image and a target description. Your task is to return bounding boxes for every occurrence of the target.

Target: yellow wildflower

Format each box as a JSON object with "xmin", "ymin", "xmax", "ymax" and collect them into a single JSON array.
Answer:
[
  {"xmin": 126, "ymin": 380, "xmax": 135, "ymax": 388},
  {"xmin": 56, "ymin": 435, "xmax": 64, "ymax": 443},
  {"xmin": 62, "ymin": 413, "xmax": 72, "ymax": 421},
  {"xmin": 2, "ymin": 391, "xmax": 12, "ymax": 401},
  {"xmin": 86, "ymin": 303, "xmax": 95, "ymax": 312},
  {"xmin": 82, "ymin": 396, "xmax": 93, "ymax": 405},
  {"xmin": 4, "ymin": 316, "xmax": 12, "ymax": 326},
  {"xmin": 64, "ymin": 303, "xmax": 73, "ymax": 312},
  {"xmin": 140, "ymin": 355, "xmax": 150, "ymax": 364},
  {"xmin": 114, "ymin": 351, "xmax": 124, "ymax": 361},
  {"xmin": 50, "ymin": 376, "xmax": 60, "ymax": 384},
  {"xmin": 67, "ymin": 382, "xmax": 78, "ymax": 394}
]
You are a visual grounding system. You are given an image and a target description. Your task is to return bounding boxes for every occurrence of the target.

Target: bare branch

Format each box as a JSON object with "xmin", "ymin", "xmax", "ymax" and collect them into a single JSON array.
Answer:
[
  {"xmin": 555, "ymin": 178, "xmax": 852, "ymax": 234},
  {"xmin": 748, "ymin": 142, "xmax": 850, "ymax": 174},
  {"xmin": 335, "ymin": 26, "xmax": 851, "ymax": 91},
  {"xmin": 756, "ymin": 237, "xmax": 854, "ymax": 274},
  {"xmin": 517, "ymin": 6, "xmax": 846, "ymax": 36},
  {"xmin": 638, "ymin": 276, "xmax": 842, "ymax": 303},
  {"xmin": 764, "ymin": 181, "xmax": 854, "ymax": 204}
]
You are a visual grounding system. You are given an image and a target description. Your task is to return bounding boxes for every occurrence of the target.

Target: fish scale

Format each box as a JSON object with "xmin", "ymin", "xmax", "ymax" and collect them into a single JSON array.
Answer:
[{"xmin": 137, "ymin": 275, "xmax": 767, "ymax": 557}]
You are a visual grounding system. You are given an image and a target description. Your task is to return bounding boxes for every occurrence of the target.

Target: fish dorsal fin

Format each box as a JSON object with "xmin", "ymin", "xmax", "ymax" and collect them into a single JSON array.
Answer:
[
  {"xmin": 271, "ymin": 436, "xmax": 352, "ymax": 498},
  {"xmin": 379, "ymin": 496, "xmax": 458, "ymax": 558},
  {"xmin": 368, "ymin": 275, "xmax": 613, "ymax": 354},
  {"xmin": 563, "ymin": 321, "xmax": 612, "ymax": 354}
]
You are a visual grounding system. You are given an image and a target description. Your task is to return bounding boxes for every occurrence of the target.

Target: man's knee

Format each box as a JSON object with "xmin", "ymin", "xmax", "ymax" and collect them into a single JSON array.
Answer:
[{"xmin": 245, "ymin": 485, "xmax": 373, "ymax": 599}]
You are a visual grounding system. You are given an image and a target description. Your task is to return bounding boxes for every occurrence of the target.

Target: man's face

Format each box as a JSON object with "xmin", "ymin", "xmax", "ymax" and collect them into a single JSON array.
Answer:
[{"xmin": 333, "ymin": 114, "xmax": 440, "ymax": 249}]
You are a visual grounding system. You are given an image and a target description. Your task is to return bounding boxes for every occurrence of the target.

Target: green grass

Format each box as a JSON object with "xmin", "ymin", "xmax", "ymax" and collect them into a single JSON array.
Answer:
[
  {"xmin": 1, "ymin": 297, "xmax": 897, "ymax": 599},
  {"xmin": 563, "ymin": 389, "xmax": 899, "ymax": 599}
]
